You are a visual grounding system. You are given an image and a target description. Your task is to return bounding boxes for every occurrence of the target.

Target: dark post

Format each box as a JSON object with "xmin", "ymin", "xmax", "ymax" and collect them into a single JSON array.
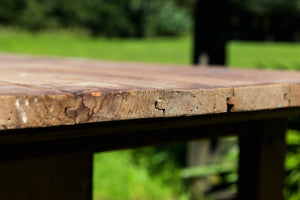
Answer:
[
  {"xmin": 238, "ymin": 119, "xmax": 287, "ymax": 200},
  {"xmin": 0, "ymin": 154, "xmax": 93, "ymax": 200},
  {"xmin": 193, "ymin": 0, "xmax": 230, "ymax": 65},
  {"xmin": 190, "ymin": 1, "xmax": 232, "ymax": 197}
]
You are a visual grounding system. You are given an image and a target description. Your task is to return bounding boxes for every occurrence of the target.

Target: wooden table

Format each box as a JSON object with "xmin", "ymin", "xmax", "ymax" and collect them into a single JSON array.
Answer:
[{"xmin": 0, "ymin": 54, "xmax": 300, "ymax": 200}]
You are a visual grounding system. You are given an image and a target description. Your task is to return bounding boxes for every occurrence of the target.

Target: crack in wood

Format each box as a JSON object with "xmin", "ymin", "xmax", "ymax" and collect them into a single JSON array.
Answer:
[
  {"xmin": 154, "ymin": 100, "xmax": 165, "ymax": 115},
  {"xmin": 226, "ymin": 88, "xmax": 235, "ymax": 113},
  {"xmin": 284, "ymin": 93, "xmax": 291, "ymax": 106},
  {"xmin": 226, "ymin": 97, "xmax": 234, "ymax": 112}
]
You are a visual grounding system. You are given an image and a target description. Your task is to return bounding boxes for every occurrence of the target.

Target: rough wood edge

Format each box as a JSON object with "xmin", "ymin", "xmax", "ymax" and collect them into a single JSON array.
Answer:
[
  {"xmin": 227, "ymin": 84, "xmax": 299, "ymax": 112},
  {"xmin": 0, "ymin": 84, "xmax": 299, "ymax": 130}
]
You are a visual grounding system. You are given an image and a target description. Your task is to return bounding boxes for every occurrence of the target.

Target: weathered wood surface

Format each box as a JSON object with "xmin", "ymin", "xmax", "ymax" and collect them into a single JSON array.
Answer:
[{"xmin": 0, "ymin": 54, "xmax": 299, "ymax": 130}]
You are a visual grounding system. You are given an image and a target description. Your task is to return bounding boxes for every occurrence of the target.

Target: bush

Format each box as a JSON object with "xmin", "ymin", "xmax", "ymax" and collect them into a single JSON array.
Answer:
[
  {"xmin": 76, "ymin": 0, "xmax": 136, "ymax": 37},
  {"xmin": 0, "ymin": 0, "xmax": 24, "ymax": 25},
  {"xmin": 76, "ymin": 0, "xmax": 192, "ymax": 37},
  {"xmin": 93, "ymin": 149, "xmax": 189, "ymax": 200},
  {"xmin": 233, "ymin": 0, "xmax": 300, "ymax": 15},
  {"xmin": 17, "ymin": 0, "xmax": 57, "ymax": 30},
  {"xmin": 145, "ymin": 1, "xmax": 192, "ymax": 36},
  {"xmin": 285, "ymin": 130, "xmax": 300, "ymax": 200},
  {"xmin": 0, "ymin": 0, "xmax": 192, "ymax": 37}
]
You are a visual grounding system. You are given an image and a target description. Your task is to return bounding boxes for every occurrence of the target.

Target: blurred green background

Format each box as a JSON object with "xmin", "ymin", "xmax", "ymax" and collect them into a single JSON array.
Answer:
[{"xmin": 0, "ymin": 0, "xmax": 300, "ymax": 199}]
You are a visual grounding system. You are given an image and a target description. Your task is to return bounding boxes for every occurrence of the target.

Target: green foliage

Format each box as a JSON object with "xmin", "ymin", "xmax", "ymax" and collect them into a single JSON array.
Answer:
[
  {"xmin": 285, "ymin": 130, "xmax": 300, "ymax": 200},
  {"xmin": 93, "ymin": 150, "xmax": 189, "ymax": 200},
  {"xmin": 77, "ymin": 0, "xmax": 137, "ymax": 37},
  {"xmin": 0, "ymin": 0, "xmax": 23, "ymax": 24},
  {"xmin": 18, "ymin": 0, "xmax": 56, "ymax": 30},
  {"xmin": 77, "ymin": 0, "xmax": 192, "ymax": 37},
  {"xmin": 131, "ymin": 144, "xmax": 187, "ymax": 195},
  {"xmin": 144, "ymin": 1, "xmax": 192, "ymax": 36},
  {"xmin": 0, "ymin": 0, "xmax": 192, "ymax": 37},
  {"xmin": 232, "ymin": 0, "xmax": 300, "ymax": 15}
]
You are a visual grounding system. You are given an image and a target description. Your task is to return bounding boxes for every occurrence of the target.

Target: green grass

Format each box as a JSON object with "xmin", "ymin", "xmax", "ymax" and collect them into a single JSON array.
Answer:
[
  {"xmin": 93, "ymin": 150, "xmax": 187, "ymax": 200},
  {"xmin": 1, "ymin": 29, "xmax": 300, "ymax": 200},
  {"xmin": 227, "ymin": 41, "xmax": 300, "ymax": 70},
  {"xmin": 1, "ymin": 29, "xmax": 300, "ymax": 69},
  {"xmin": 0, "ymin": 29, "xmax": 192, "ymax": 65}
]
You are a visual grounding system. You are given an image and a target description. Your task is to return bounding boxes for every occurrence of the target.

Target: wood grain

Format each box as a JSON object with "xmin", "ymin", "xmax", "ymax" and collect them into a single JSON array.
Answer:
[{"xmin": 0, "ymin": 54, "xmax": 299, "ymax": 130}]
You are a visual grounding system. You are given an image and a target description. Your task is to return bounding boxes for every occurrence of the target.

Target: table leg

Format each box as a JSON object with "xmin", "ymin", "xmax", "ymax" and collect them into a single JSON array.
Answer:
[
  {"xmin": 238, "ymin": 119, "xmax": 287, "ymax": 200},
  {"xmin": 0, "ymin": 154, "xmax": 92, "ymax": 200}
]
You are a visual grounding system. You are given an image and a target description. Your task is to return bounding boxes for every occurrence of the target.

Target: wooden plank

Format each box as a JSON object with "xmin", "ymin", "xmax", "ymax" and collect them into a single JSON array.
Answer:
[
  {"xmin": 0, "ymin": 120, "xmax": 256, "ymax": 162},
  {"xmin": 1, "ymin": 107, "xmax": 299, "ymax": 143},
  {"xmin": 238, "ymin": 119, "xmax": 287, "ymax": 200},
  {"xmin": 0, "ymin": 54, "xmax": 299, "ymax": 130},
  {"xmin": 286, "ymin": 84, "xmax": 300, "ymax": 106},
  {"xmin": 0, "ymin": 92, "xmax": 76, "ymax": 129},
  {"xmin": 1, "ymin": 54, "xmax": 300, "ymax": 89},
  {"xmin": 0, "ymin": 154, "xmax": 92, "ymax": 200},
  {"xmin": 0, "ymin": 108, "xmax": 299, "ymax": 161},
  {"xmin": 227, "ymin": 84, "xmax": 290, "ymax": 111},
  {"xmin": 1, "ymin": 55, "xmax": 299, "ymax": 88}
]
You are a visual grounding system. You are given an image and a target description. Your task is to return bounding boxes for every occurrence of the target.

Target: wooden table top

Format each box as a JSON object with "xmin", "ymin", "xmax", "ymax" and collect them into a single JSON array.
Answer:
[{"xmin": 0, "ymin": 54, "xmax": 299, "ymax": 130}]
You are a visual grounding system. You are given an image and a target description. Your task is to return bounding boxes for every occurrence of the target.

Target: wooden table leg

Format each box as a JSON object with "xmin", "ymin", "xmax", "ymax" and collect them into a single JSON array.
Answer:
[
  {"xmin": 238, "ymin": 119, "xmax": 287, "ymax": 200},
  {"xmin": 0, "ymin": 154, "xmax": 93, "ymax": 200}
]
